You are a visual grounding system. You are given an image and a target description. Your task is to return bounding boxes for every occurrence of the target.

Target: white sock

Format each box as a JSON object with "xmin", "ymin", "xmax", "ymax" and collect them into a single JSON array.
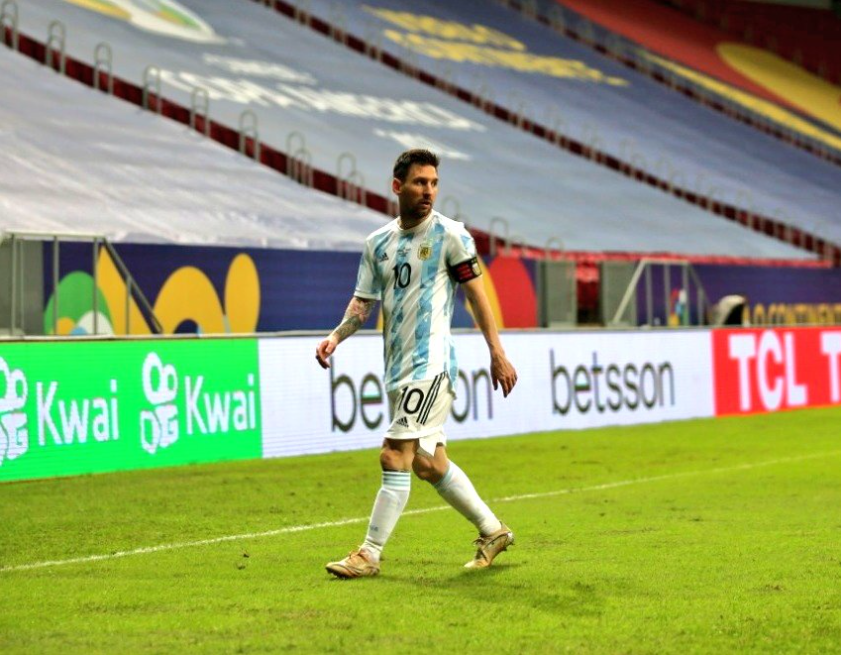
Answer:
[
  {"xmin": 433, "ymin": 461, "xmax": 501, "ymax": 536},
  {"xmin": 361, "ymin": 470, "xmax": 411, "ymax": 562}
]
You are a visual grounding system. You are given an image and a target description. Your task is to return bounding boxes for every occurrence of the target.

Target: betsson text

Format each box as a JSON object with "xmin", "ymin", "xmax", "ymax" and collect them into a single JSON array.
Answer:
[{"xmin": 551, "ymin": 350, "xmax": 675, "ymax": 415}]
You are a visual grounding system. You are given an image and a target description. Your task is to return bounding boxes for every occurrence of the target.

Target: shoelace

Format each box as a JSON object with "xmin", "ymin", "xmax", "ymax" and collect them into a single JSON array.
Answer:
[
  {"xmin": 345, "ymin": 550, "xmax": 365, "ymax": 564},
  {"xmin": 347, "ymin": 550, "xmax": 379, "ymax": 566},
  {"xmin": 471, "ymin": 537, "xmax": 491, "ymax": 562},
  {"xmin": 473, "ymin": 533, "xmax": 501, "ymax": 547}
]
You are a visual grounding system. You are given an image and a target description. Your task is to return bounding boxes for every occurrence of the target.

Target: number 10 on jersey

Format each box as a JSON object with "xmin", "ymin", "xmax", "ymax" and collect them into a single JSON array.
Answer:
[{"xmin": 393, "ymin": 263, "xmax": 411, "ymax": 289}]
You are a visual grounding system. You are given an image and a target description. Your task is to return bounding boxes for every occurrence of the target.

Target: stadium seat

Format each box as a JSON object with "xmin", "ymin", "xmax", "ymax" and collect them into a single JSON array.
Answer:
[
  {"xmin": 4, "ymin": 0, "xmax": 817, "ymax": 258},
  {"xmin": 0, "ymin": 45, "xmax": 388, "ymax": 250},
  {"xmin": 292, "ymin": 0, "xmax": 841, "ymax": 251}
]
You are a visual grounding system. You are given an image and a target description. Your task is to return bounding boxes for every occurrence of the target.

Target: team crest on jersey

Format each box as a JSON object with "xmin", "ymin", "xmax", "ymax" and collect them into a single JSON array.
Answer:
[{"xmin": 418, "ymin": 241, "xmax": 433, "ymax": 260}]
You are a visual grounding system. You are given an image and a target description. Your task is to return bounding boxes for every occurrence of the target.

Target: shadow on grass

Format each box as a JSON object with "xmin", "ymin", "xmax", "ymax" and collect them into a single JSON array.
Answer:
[{"xmin": 377, "ymin": 563, "xmax": 605, "ymax": 618}]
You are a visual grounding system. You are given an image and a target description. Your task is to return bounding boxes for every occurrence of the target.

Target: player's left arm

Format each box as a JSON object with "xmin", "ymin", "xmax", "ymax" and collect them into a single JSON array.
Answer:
[{"xmin": 461, "ymin": 277, "xmax": 518, "ymax": 397}]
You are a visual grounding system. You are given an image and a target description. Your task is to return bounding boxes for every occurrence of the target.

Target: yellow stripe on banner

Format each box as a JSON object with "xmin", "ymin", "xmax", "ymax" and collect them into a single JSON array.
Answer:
[
  {"xmin": 463, "ymin": 256, "xmax": 505, "ymax": 329},
  {"xmin": 64, "ymin": 0, "xmax": 131, "ymax": 20},
  {"xmin": 644, "ymin": 51, "xmax": 841, "ymax": 153},
  {"xmin": 224, "ymin": 254, "xmax": 261, "ymax": 333},
  {"xmin": 717, "ymin": 43, "xmax": 841, "ymax": 137},
  {"xmin": 153, "ymin": 267, "xmax": 226, "ymax": 334},
  {"xmin": 97, "ymin": 247, "xmax": 152, "ymax": 336},
  {"xmin": 157, "ymin": 6, "xmax": 199, "ymax": 28}
]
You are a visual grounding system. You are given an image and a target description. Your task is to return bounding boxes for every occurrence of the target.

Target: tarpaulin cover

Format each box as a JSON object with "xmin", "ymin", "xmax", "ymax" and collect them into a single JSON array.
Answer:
[
  {"xmin": 7, "ymin": 0, "xmax": 812, "ymax": 258},
  {"xmin": 301, "ymin": 0, "xmax": 841, "ymax": 246},
  {"xmin": 0, "ymin": 46, "xmax": 388, "ymax": 250}
]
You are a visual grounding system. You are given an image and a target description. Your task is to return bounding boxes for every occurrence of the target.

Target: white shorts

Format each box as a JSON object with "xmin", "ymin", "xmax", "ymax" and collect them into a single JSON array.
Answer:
[{"xmin": 385, "ymin": 372, "xmax": 454, "ymax": 458}]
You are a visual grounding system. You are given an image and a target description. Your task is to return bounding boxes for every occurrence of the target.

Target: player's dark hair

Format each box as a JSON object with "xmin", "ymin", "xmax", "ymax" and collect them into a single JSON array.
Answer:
[{"xmin": 393, "ymin": 149, "xmax": 440, "ymax": 182}]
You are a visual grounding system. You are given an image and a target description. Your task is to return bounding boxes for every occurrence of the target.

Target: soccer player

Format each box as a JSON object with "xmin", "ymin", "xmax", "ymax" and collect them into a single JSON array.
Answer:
[{"xmin": 315, "ymin": 149, "xmax": 518, "ymax": 578}]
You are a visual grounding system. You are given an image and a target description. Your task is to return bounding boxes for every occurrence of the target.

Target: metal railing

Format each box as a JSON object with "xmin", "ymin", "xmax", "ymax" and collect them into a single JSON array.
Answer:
[
  {"xmin": 1, "ymin": 231, "xmax": 162, "ymax": 337},
  {"xmin": 609, "ymin": 258, "xmax": 711, "ymax": 328},
  {"xmin": 238, "ymin": 110, "xmax": 261, "ymax": 161},
  {"xmin": 45, "ymin": 19, "xmax": 65, "ymax": 74},
  {"xmin": 1, "ymin": 0, "xmax": 19, "ymax": 50},
  {"xmin": 286, "ymin": 131, "xmax": 314, "ymax": 187},
  {"xmin": 190, "ymin": 87, "xmax": 210, "ymax": 136},
  {"xmin": 93, "ymin": 42, "xmax": 113, "ymax": 95},
  {"xmin": 489, "ymin": 216, "xmax": 510, "ymax": 257},
  {"xmin": 0, "ymin": 1, "xmax": 379, "ymax": 216},
  {"xmin": 336, "ymin": 152, "xmax": 367, "ymax": 206}
]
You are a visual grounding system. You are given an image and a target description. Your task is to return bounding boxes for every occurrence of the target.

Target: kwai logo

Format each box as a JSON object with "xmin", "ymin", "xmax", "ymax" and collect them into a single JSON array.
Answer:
[
  {"xmin": 0, "ymin": 357, "xmax": 28, "ymax": 466},
  {"xmin": 37, "ymin": 377, "xmax": 119, "ymax": 447},
  {"xmin": 63, "ymin": 0, "xmax": 226, "ymax": 44},
  {"xmin": 139, "ymin": 351, "xmax": 258, "ymax": 455},
  {"xmin": 184, "ymin": 369, "xmax": 258, "ymax": 437},
  {"xmin": 140, "ymin": 352, "xmax": 179, "ymax": 455}
]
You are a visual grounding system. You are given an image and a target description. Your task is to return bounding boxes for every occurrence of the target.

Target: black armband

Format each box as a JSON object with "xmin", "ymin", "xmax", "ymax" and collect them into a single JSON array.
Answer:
[{"xmin": 448, "ymin": 257, "xmax": 482, "ymax": 283}]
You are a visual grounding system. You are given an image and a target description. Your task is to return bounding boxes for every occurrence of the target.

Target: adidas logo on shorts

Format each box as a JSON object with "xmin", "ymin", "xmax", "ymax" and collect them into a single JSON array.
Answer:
[{"xmin": 395, "ymin": 416, "xmax": 409, "ymax": 428}]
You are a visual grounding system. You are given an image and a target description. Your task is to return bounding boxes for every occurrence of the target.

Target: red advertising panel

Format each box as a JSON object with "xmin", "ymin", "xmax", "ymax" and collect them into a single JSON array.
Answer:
[{"xmin": 712, "ymin": 327, "xmax": 841, "ymax": 416}]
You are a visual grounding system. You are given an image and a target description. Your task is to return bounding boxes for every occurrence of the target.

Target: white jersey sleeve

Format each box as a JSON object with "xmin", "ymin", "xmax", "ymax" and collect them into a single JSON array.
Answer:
[
  {"xmin": 354, "ymin": 240, "xmax": 382, "ymax": 300},
  {"xmin": 445, "ymin": 222, "xmax": 482, "ymax": 283}
]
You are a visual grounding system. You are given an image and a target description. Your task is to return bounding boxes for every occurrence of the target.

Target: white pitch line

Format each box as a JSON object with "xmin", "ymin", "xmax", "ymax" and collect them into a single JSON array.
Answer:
[{"xmin": 2, "ymin": 450, "xmax": 839, "ymax": 574}]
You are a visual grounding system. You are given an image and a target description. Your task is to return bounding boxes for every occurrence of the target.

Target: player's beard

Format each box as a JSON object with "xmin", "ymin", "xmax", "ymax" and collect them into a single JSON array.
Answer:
[{"xmin": 406, "ymin": 199, "xmax": 432, "ymax": 221}]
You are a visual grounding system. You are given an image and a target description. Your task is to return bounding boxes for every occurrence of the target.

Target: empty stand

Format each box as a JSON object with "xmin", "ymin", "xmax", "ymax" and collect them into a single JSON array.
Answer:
[
  {"xmin": 4, "ymin": 0, "xmax": 815, "ymax": 259},
  {"xmin": 548, "ymin": 0, "xmax": 841, "ymax": 142},
  {"xmin": 662, "ymin": 0, "xmax": 841, "ymax": 84},
  {"xmin": 293, "ymin": 0, "xmax": 841, "ymax": 254},
  {"xmin": 0, "ymin": 46, "xmax": 388, "ymax": 250}
]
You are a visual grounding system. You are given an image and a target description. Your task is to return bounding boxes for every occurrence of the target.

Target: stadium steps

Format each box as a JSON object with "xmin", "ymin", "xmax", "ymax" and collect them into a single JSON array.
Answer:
[
  {"xmin": 0, "ymin": 42, "xmax": 389, "ymax": 250},
  {"xmin": 0, "ymin": 26, "xmax": 784, "ymax": 266},
  {"xmin": 0, "ymin": 14, "xmax": 829, "ymax": 332},
  {"xmin": 248, "ymin": 0, "xmax": 841, "ymax": 266},
  {"xmin": 0, "ymin": 25, "xmax": 536, "ymax": 255},
  {"xmin": 547, "ymin": 0, "xmax": 841, "ymax": 144},
  {"xmin": 514, "ymin": 0, "xmax": 841, "ymax": 167},
  {"xmin": 657, "ymin": 0, "xmax": 841, "ymax": 84},
  {"xmin": 0, "ymin": 0, "xmax": 825, "ymax": 264},
  {"xmin": 0, "ymin": 24, "xmax": 401, "ymax": 223}
]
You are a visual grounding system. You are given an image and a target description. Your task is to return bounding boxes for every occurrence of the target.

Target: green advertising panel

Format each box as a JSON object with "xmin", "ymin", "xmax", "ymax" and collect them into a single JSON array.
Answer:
[{"xmin": 0, "ymin": 338, "xmax": 261, "ymax": 482}]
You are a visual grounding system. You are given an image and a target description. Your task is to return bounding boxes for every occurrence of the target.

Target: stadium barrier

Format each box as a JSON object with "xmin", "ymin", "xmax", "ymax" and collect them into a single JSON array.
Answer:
[{"xmin": 1, "ymin": 326, "xmax": 839, "ymax": 483}]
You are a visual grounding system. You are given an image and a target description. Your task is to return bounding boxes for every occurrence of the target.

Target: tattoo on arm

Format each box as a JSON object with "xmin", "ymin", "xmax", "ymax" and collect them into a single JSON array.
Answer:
[{"xmin": 332, "ymin": 297, "xmax": 376, "ymax": 343}]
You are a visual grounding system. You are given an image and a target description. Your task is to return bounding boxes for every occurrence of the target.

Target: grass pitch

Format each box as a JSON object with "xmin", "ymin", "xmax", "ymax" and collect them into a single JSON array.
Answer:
[{"xmin": 2, "ymin": 408, "xmax": 841, "ymax": 654}]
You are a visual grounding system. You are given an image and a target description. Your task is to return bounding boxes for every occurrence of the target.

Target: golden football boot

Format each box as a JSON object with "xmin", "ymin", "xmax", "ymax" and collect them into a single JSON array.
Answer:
[
  {"xmin": 464, "ymin": 523, "xmax": 514, "ymax": 569},
  {"xmin": 326, "ymin": 548, "xmax": 381, "ymax": 579}
]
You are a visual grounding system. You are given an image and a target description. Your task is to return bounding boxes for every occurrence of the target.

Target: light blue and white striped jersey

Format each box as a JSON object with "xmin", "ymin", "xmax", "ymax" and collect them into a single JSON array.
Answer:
[{"xmin": 354, "ymin": 211, "xmax": 479, "ymax": 392}]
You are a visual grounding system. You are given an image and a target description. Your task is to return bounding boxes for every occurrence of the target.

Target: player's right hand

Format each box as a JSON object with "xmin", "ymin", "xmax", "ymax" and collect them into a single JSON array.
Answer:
[{"xmin": 315, "ymin": 335, "xmax": 338, "ymax": 369}]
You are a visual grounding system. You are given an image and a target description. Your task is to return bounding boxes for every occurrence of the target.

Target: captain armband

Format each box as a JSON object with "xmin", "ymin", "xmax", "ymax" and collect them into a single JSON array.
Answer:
[{"xmin": 448, "ymin": 257, "xmax": 482, "ymax": 283}]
